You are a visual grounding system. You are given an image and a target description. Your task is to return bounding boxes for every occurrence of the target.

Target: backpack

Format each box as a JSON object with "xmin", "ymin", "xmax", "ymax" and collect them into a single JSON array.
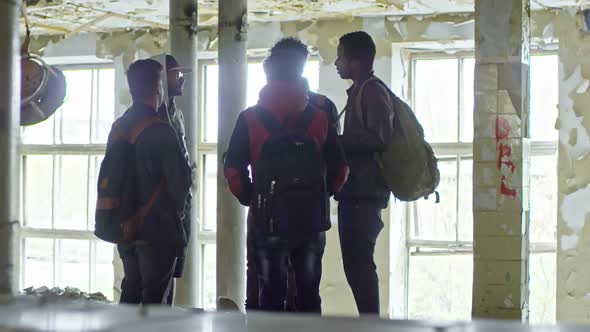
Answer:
[
  {"xmin": 355, "ymin": 77, "xmax": 440, "ymax": 202},
  {"xmin": 251, "ymin": 107, "xmax": 330, "ymax": 236},
  {"xmin": 94, "ymin": 113, "xmax": 165, "ymax": 244}
]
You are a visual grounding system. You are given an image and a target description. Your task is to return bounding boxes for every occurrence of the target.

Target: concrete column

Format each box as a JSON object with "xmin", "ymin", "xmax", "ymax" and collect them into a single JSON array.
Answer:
[
  {"xmin": 472, "ymin": 0, "xmax": 531, "ymax": 320},
  {"xmin": 555, "ymin": 9, "xmax": 590, "ymax": 323},
  {"xmin": 0, "ymin": 0, "xmax": 20, "ymax": 301},
  {"xmin": 217, "ymin": 0, "xmax": 247, "ymax": 311},
  {"xmin": 170, "ymin": 0, "xmax": 199, "ymax": 307}
]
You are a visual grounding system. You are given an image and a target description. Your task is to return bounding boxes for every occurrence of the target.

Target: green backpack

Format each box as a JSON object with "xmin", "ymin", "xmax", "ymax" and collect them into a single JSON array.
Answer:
[{"xmin": 354, "ymin": 77, "xmax": 440, "ymax": 202}]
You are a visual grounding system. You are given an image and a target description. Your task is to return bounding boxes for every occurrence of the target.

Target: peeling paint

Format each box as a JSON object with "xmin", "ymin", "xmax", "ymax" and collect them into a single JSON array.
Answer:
[{"xmin": 560, "ymin": 184, "xmax": 590, "ymax": 232}]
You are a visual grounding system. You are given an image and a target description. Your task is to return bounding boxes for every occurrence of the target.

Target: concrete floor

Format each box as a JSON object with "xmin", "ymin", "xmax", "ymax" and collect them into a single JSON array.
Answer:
[{"xmin": 0, "ymin": 298, "xmax": 586, "ymax": 332}]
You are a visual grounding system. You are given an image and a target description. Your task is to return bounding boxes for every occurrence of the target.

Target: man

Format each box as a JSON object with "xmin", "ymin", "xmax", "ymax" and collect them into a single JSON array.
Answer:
[
  {"xmin": 224, "ymin": 38, "xmax": 348, "ymax": 313},
  {"xmin": 334, "ymin": 31, "xmax": 395, "ymax": 315},
  {"xmin": 150, "ymin": 54, "xmax": 195, "ymax": 304},
  {"xmin": 116, "ymin": 59, "xmax": 192, "ymax": 304}
]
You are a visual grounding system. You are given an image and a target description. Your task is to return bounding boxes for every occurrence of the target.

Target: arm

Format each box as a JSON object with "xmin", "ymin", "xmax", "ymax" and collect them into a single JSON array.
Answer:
[
  {"xmin": 324, "ymin": 97, "xmax": 342, "ymax": 135},
  {"xmin": 323, "ymin": 118, "xmax": 349, "ymax": 196},
  {"xmin": 339, "ymin": 82, "xmax": 395, "ymax": 154},
  {"xmin": 223, "ymin": 113, "xmax": 253, "ymax": 206}
]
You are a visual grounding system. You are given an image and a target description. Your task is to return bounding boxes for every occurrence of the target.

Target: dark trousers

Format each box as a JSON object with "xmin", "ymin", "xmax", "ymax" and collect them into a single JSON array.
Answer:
[
  {"xmin": 251, "ymin": 232, "xmax": 325, "ymax": 313},
  {"xmin": 338, "ymin": 202, "xmax": 384, "ymax": 315},
  {"xmin": 118, "ymin": 244, "xmax": 178, "ymax": 305}
]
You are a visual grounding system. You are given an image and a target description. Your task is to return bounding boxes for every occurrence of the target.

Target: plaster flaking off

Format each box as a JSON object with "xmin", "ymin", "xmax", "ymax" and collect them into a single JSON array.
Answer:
[
  {"xmin": 561, "ymin": 234, "xmax": 579, "ymax": 251},
  {"xmin": 560, "ymin": 184, "xmax": 590, "ymax": 250},
  {"xmin": 558, "ymin": 64, "xmax": 590, "ymax": 160}
]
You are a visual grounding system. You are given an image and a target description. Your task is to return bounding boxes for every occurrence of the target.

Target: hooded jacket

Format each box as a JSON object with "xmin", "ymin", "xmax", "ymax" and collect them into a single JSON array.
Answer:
[{"xmin": 224, "ymin": 80, "xmax": 349, "ymax": 209}]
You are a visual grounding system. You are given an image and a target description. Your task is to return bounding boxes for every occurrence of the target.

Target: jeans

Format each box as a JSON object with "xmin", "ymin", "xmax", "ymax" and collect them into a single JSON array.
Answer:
[
  {"xmin": 252, "ymin": 232, "xmax": 326, "ymax": 313},
  {"xmin": 118, "ymin": 244, "xmax": 177, "ymax": 305},
  {"xmin": 338, "ymin": 202, "xmax": 384, "ymax": 315}
]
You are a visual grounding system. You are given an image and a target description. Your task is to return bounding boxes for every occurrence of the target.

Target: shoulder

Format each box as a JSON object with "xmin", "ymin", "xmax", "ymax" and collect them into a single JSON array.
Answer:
[
  {"xmin": 362, "ymin": 79, "xmax": 393, "ymax": 106},
  {"xmin": 136, "ymin": 119, "xmax": 176, "ymax": 145}
]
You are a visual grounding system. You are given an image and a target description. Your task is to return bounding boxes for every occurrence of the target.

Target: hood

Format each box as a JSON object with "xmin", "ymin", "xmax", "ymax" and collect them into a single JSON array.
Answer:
[{"xmin": 257, "ymin": 80, "xmax": 309, "ymax": 124}]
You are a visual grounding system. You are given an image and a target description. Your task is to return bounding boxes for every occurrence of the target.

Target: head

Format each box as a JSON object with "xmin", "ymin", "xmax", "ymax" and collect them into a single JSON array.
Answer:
[
  {"xmin": 127, "ymin": 59, "xmax": 164, "ymax": 109},
  {"xmin": 166, "ymin": 55, "xmax": 186, "ymax": 97},
  {"xmin": 335, "ymin": 31, "xmax": 376, "ymax": 81},
  {"xmin": 264, "ymin": 38, "xmax": 309, "ymax": 82}
]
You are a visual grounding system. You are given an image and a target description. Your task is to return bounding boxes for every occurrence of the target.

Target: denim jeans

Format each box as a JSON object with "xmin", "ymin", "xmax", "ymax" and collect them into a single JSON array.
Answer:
[
  {"xmin": 252, "ymin": 232, "xmax": 326, "ymax": 313},
  {"xmin": 338, "ymin": 202, "xmax": 384, "ymax": 315}
]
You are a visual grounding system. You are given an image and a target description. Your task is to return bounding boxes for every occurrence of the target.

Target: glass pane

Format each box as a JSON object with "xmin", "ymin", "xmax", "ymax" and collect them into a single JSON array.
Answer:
[
  {"xmin": 202, "ymin": 154, "xmax": 218, "ymax": 231},
  {"xmin": 21, "ymin": 116, "xmax": 55, "ymax": 144},
  {"xmin": 412, "ymin": 159, "xmax": 458, "ymax": 241},
  {"xmin": 203, "ymin": 64, "xmax": 219, "ymax": 143},
  {"xmin": 57, "ymin": 239, "xmax": 90, "ymax": 292},
  {"xmin": 530, "ymin": 154, "xmax": 557, "ymax": 243},
  {"xmin": 530, "ymin": 55, "xmax": 559, "ymax": 142},
  {"xmin": 461, "ymin": 58, "xmax": 475, "ymax": 142},
  {"xmin": 92, "ymin": 241, "xmax": 114, "ymax": 300},
  {"xmin": 458, "ymin": 159, "xmax": 473, "ymax": 241},
  {"xmin": 55, "ymin": 155, "xmax": 89, "ymax": 230},
  {"xmin": 23, "ymin": 155, "xmax": 53, "ymax": 229},
  {"xmin": 408, "ymin": 252, "xmax": 472, "ymax": 321},
  {"xmin": 414, "ymin": 59, "xmax": 459, "ymax": 143},
  {"xmin": 60, "ymin": 69, "xmax": 93, "ymax": 144},
  {"xmin": 93, "ymin": 68, "xmax": 115, "ymax": 144},
  {"xmin": 203, "ymin": 244, "xmax": 216, "ymax": 309},
  {"xmin": 23, "ymin": 238, "xmax": 54, "ymax": 288},
  {"xmin": 529, "ymin": 252, "xmax": 556, "ymax": 324},
  {"xmin": 88, "ymin": 155, "xmax": 104, "ymax": 231},
  {"xmin": 247, "ymin": 63, "xmax": 266, "ymax": 107}
]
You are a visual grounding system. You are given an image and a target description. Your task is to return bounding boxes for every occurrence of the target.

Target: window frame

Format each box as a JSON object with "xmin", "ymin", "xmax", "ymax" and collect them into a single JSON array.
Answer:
[
  {"xmin": 404, "ymin": 50, "xmax": 558, "ymax": 321},
  {"xmin": 18, "ymin": 63, "xmax": 115, "ymax": 299}
]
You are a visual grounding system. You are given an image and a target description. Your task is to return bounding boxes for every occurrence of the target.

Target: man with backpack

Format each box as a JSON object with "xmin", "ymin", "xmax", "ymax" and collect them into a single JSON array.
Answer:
[
  {"xmin": 333, "ymin": 31, "xmax": 394, "ymax": 315},
  {"xmin": 96, "ymin": 59, "xmax": 192, "ymax": 304},
  {"xmin": 224, "ymin": 38, "xmax": 349, "ymax": 313}
]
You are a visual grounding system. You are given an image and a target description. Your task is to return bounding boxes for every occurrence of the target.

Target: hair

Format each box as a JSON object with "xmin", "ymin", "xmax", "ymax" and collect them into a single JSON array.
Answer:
[
  {"xmin": 264, "ymin": 38, "xmax": 309, "ymax": 81},
  {"xmin": 339, "ymin": 31, "xmax": 376, "ymax": 64},
  {"xmin": 126, "ymin": 59, "xmax": 163, "ymax": 100}
]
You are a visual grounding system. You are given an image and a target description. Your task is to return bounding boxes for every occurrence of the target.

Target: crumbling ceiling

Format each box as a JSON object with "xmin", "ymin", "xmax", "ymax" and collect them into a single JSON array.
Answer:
[{"xmin": 21, "ymin": 0, "xmax": 590, "ymax": 36}]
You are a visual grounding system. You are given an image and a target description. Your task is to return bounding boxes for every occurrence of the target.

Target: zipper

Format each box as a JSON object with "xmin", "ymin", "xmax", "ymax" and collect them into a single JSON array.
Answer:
[
  {"xmin": 257, "ymin": 194, "xmax": 262, "ymax": 209},
  {"xmin": 270, "ymin": 180, "xmax": 276, "ymax": 195}
]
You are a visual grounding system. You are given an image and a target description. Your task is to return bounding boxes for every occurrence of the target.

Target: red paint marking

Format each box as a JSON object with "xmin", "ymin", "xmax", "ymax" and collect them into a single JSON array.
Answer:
[
  {"xmin": 500, "ymin": 177, "xmax": 517, "ymax": 198},
  {"xmin": 497, "ymin": 144, "xmax": 516, "ymax": 173},
  {"xmin": 496, "ymin": 117, "xmax": 511, "ymax": 141}
]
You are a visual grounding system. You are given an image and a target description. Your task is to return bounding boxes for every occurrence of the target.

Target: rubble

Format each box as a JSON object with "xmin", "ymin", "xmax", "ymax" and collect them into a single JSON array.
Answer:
[{"xmin": 22, "ymin": 286, "xmax": 111, "ymax": 303}]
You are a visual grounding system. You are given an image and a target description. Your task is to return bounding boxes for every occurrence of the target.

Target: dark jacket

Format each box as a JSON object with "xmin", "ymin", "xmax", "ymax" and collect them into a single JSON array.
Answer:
[
  {"xmin": 224, "ymin": 80, "xmax": 349, "ymax": 208},
  {"xmin": 158, "ymin": 99, "xmax": 194, "ymax": 276},
  {"xmin": 335, "ymin": 74, "xmax": 394, "ymax": 207},
  {"xmin": 120, "ymin": 103, "xmax": 192, "ymax": 255}
]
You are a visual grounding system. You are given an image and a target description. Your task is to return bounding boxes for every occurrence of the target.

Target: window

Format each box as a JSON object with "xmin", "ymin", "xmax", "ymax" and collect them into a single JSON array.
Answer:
[
  {"xmin": 19, "ymin": 65, "xmax": 115, "ymax": 300},
  {"xmin": 197, "ymin": 60, "xmax": 320, "ymax": 309},
  {"xmin": 406, "ymin": 54, "xmax": 558, "ymax": 323}
]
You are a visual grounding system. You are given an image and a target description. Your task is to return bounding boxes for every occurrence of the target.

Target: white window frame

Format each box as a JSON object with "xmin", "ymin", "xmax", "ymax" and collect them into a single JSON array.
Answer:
[{"xmin": 18, "ymin": 63, "xmax": 115, "ymax": 298}]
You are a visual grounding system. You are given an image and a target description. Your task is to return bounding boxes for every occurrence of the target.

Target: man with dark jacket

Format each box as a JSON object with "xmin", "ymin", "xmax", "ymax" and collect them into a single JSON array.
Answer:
[
  {"xmin": 334, "ymin": 31, "xmax": 395, "ymax": 315},
  {"xmin": 150, "ymin": 54, "xmax": 195, "ymax": 304},
  {"xmin": 116, "ymin": 59, "xmax": 192, "ymax": 304},
  {"xmin": 224, "ymin": 38, "xmax": 349, "ymax": 313}
]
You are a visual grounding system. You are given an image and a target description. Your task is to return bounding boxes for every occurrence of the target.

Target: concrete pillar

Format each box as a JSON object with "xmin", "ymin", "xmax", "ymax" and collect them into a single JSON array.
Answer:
[
  {"xmin": 0, "ymin": 0, "xmax": 20, "ymax": 301},
  {"xmin": 555, "ymin": 9, "xmax": 590, "ymax": 323},
  {"xmin": 472, "ymin": 0, "xmax": 531, "ymax": 320},
  {"xmin": 170, "ymin": 0, "xmax": 199, "ymax": 307},
  {"xmin": 216, "ymin": 0, "xmax": 247, "ymax": 311}
]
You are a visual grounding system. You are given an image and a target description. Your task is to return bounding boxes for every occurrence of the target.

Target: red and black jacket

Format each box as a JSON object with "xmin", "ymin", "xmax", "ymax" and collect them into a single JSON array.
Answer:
[{"xmin": 224, "ymin": 80, "xmax": 349, "ymax": 206}]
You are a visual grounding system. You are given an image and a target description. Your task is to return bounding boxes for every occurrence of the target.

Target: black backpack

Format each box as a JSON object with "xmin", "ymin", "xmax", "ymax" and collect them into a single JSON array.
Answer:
[
  {"xmin": 252, "ymin": 107, "xmax": 330, "ymax": 236},
  {"xmin": 94, "ymin": 112, "xmax": 164, "ymax": 244}
]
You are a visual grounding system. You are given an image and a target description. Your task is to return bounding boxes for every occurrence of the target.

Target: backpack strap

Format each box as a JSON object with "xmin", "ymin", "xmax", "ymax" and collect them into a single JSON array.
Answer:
[{"xmin": 110, "ymin": 116, "xmax": 164, "ymax": 144}]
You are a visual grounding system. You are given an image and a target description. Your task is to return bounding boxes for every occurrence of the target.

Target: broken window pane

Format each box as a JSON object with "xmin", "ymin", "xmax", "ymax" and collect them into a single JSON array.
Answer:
[
  {"xmin": 414, "ymin": 58, "xmax": 459, "ymax": 143},
  {"xmin": 408, "ymin": 250, "xmax": 472, "ymax": 321},
  {"xmin": 23, "ymin": 154, "xmax": 53, "ymax": 229},
  {"xmin": 23, "ymin": 238, "xmax": 54, "ymax": 289},
  {"xmin": 412, "ymin": 158, "xmax": 458, "ymax": 241}
]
